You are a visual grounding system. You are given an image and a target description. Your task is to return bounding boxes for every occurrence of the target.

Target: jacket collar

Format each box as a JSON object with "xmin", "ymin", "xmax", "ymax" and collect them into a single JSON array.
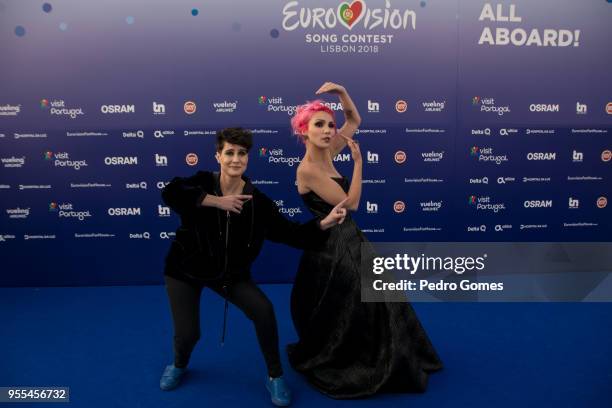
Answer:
[{"xmin": 213, "ymin": 171, "xmax": 255, "ymax": 195}]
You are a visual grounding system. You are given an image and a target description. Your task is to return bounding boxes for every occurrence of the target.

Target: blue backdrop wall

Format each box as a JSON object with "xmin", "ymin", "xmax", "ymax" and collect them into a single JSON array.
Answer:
[{"xmin": 1, "ymin": 0, "xmax": 611, "ymax": 286}]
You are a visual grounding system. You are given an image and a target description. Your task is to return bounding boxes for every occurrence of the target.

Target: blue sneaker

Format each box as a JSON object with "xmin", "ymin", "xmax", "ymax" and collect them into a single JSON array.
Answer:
[
  {"xmin": 159, "ymin": 364, "xmax": 186, "ymax": 391},
  {"xmin": 266, "ymin": 376, "xmax": 291, "ymax": 406}
]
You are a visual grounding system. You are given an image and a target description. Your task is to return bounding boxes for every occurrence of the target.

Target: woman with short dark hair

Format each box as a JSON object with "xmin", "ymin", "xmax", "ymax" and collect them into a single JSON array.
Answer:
[{"xmin": 160, "ymin": 127, "xmax": 347, "ymax": 407}]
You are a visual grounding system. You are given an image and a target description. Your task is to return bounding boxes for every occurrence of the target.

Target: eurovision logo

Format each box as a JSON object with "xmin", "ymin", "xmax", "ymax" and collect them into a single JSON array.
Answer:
[
  {"xmin": 282, "ymin": 1, "xmax": 417, "ymax": 54},
  {"xmin": 282, "ymin": 0, "xmax": 416, "ymax": 31}
]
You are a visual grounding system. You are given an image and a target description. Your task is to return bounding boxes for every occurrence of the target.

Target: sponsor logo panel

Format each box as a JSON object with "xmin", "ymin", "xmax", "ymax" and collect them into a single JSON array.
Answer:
[
  {"xmin": 41, "ymin": 99, "xmax": 84, "ymax": 118},
  {"xmin": 274, "ymin": 200, "xmax": 303, "ymax": 217},
  {"xmin": 259, "ymin": 147, "xmax": 301, "ymax": 167},
  {"xmin": 0, "ymin": 104, "xmax": 21, "ymax": 117},
  {"xmin": 468, "ymin": 195, "xmax": 506, "ymax": 213},
  {"xmin": 472, "ymin": 96, "xmax": 510, "ymax": 116},
  {"xmin": 100, "ymin": 104, "xmax": 135, "ymax": 114},
  {"xmin": 153, "ymin": 102, "xmax": 166, "ymax": 115},
  {"xmin": 50, "ymin": 202, "xmax": 92, "ymax": 221},
  {"xmin": 184, "ymin": 101, "xmax": 197, "ymax": 115},
  {"xmin": 45, "ymin": 151, "xmax": 88, "ymax": 170}
]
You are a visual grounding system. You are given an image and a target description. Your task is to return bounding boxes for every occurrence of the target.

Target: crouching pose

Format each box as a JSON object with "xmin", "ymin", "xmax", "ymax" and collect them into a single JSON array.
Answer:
[{"xmin": 160, "ymin": 127, "xmax": 347, "ymax": 407}]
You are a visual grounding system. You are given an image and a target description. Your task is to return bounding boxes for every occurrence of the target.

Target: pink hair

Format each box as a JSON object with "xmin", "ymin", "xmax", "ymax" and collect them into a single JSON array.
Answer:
[{"xmin": 291, "ymin": 99, "xmax": 336, "ymax": 143}]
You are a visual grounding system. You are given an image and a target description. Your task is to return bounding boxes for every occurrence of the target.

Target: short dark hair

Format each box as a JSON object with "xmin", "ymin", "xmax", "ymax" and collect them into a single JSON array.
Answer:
[{"xmin": 216, "ymin": 127, "xmax": 253, "ymax": 152}]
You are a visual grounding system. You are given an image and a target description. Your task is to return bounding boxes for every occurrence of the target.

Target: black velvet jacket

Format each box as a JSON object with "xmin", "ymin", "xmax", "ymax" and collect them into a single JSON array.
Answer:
[{"xmin": 162, "ymin": 171, "xmax": 327, "ymax": 283}]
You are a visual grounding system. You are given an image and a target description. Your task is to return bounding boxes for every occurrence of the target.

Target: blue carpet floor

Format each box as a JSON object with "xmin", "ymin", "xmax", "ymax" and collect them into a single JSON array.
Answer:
[{"xmin": 1, "ymin": 284, "xmax": 610, "ymax": 408}]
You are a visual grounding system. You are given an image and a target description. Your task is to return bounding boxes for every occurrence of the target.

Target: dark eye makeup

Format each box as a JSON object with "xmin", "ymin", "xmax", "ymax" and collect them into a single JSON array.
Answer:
[{"xmin": 314, "ymin": 120, "xmax": 335, "ymax": 128}]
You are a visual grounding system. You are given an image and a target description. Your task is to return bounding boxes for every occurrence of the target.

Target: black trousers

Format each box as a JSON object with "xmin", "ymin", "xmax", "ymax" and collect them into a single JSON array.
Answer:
[{"xmin": 164, "ymin": 275, "xmax": 283, "ymax": 377}]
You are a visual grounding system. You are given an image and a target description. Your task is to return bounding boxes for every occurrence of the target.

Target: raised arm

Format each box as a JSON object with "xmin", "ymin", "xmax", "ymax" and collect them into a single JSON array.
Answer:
[{"xmin": 315, "ymin": 82, "xmax": 362, "ymax": 157}]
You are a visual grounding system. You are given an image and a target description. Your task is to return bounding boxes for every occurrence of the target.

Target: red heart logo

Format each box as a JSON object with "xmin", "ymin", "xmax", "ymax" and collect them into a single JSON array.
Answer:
[{"xmin": 338, "ymin": 1, "xmax": 364, "ymax": 29}]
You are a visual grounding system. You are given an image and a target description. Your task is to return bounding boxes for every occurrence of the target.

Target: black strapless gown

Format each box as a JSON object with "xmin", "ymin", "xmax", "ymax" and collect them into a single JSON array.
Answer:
[{"xmin": 288, "ymin": 177, "xmax": 443, "ymax": 399}]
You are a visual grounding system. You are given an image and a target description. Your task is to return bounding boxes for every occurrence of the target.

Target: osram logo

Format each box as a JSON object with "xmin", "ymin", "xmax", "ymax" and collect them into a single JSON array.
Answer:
[
  {"xmin": 526, "ymin": 152, "xmax": 556, "ymax": 161},
  {"xmin": 101, "ymin": 104, "xmax": 135, "ymax": 114},
  {"xmin": 104, "ymin": 156, "xmax": 138, "ymax": 165},
  {"xmin": 524, "ymin": 200, "xmax": 553, "ymax": 208},
  {"xmin": 108, "ymin": 207, "xmax": 142, "ymax": 216}
]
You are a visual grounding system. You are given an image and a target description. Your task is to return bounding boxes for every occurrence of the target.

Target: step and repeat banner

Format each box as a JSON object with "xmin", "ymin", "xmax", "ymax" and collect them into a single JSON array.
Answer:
[{"xmin": 1, "ymin": 0, "xmax": 611, "ymax": 286}]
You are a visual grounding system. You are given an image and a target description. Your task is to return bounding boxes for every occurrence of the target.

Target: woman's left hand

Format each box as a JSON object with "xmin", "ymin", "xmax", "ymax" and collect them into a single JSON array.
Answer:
[
  {"xmin": 341, "ymin": 134, "xmax": 362, "ymax": 164},
  {"xmin": 315, "ymin": 82, "xmax": 346, "ymax": 95},
  {"xmin": 319, "ymin": 198, "xmax": 348, "ymax": 230}
]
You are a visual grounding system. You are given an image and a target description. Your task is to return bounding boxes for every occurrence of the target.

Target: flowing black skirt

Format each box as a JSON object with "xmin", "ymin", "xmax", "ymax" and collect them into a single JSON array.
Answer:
[{"xmin": 288, "ymin": 218, "xmax": 443, "ymax": 399}]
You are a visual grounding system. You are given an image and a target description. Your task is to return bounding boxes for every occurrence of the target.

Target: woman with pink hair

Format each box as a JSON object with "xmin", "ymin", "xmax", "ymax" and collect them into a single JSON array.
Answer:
[{"xmin": 288, "ymin": 82, "xmax": 443, "ymax": 399}]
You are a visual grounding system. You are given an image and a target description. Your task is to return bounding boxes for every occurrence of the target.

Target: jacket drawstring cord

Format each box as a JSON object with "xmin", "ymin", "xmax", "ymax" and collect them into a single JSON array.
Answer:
[{"xmin": 220, "ymin": 285, "xmax": 229, "ymax": 346}]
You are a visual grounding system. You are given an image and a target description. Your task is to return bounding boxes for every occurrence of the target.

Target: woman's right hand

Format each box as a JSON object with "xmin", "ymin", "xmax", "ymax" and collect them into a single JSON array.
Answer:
[
  {"xmin": 315, "ymin": 82, "xmax": 347, "ymax": 95},
  {"xmin": 204, "ymin": 195, "xmax": 252, "ymax": 213}
]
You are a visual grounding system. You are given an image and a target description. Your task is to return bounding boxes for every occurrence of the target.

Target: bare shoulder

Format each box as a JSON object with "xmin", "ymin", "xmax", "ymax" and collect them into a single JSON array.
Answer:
[
  {"xmin": 297, "ymin": 161, "xmax": 316, "ymax": 179},
  {"xmin": 296, "ymin": 162, "xmax": 318, "ymax": 194}
]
